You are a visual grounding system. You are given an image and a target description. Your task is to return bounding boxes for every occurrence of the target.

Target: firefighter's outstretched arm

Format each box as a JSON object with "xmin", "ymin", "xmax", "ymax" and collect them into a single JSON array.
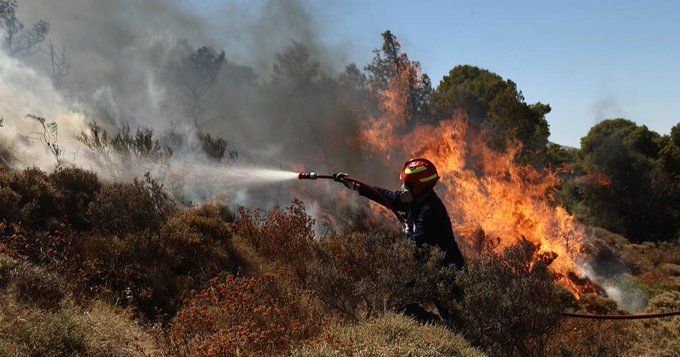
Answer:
[{"xmin": 333, "ymin": 173, "xmax": 408, "ymax": 212}]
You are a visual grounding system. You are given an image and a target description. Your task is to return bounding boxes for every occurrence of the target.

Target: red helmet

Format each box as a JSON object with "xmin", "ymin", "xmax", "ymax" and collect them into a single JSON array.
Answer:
[{"xmin": 400, "ymin": 158, "xmax": 439, "ymax": 189}]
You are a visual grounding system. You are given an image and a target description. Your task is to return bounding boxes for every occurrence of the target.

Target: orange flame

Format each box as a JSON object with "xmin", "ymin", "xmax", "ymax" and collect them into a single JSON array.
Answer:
[{"xmin": 359, "ymin": 65, "xmax": 587, "ymax": 285}]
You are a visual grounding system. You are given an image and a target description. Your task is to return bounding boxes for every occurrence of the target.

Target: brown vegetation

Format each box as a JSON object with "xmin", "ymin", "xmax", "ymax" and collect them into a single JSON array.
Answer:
[{"xmin": 1, "ymin": 166, "xmax": 679, "ymax": 355}]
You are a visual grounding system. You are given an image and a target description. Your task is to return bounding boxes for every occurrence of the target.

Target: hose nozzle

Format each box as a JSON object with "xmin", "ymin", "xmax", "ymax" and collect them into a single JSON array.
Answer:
[{"xmin": 298, "ymin": 172, "xmax": 318, "ymax": 180}]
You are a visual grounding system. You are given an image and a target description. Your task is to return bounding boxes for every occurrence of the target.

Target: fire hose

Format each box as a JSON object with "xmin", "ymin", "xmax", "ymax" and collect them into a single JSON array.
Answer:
[
  {"xmin": 298, "ymin": 172, "xmax": 405, "ymax": 224},
  {"xmin": 562, "ymin": 311, "xmax": 680, "ymax": 320},
  {"xmin": 299, "ymin": 172, "xmax": 680, "ymax": 321}
]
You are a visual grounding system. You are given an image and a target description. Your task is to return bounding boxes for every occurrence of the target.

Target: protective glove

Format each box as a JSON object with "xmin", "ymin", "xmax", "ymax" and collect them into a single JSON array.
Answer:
[{"xmin": 333, "ymin": 172, "xmax": 358, "ymax": 190}]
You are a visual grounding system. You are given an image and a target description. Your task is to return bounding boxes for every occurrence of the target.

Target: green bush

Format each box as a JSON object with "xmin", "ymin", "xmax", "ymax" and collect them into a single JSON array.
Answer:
[{"xmin": 456, "ymin": 239, "xmax": 571, "ymax": 356}]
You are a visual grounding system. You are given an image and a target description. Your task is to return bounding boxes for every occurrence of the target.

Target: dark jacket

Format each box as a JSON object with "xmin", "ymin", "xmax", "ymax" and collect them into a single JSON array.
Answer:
[{"xmin": 359, "ymin": 186, "xmax": 465, "ymax": 269}]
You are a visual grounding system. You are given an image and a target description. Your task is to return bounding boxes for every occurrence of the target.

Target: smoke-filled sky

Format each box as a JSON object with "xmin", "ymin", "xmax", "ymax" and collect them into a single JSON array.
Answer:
[
  {"xmin": 8, "ymin": 0, "xmax": 680, "ymax": 150},
  {"xmin": 184, "ymin": 0, "xmax": 680, "ymax": 147}
]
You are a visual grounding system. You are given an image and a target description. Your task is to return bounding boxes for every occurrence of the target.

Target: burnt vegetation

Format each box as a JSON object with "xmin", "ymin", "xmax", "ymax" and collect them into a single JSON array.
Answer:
[{"xmin": 0, "ymin": 1, "xmax": 679, "ymax": 354}]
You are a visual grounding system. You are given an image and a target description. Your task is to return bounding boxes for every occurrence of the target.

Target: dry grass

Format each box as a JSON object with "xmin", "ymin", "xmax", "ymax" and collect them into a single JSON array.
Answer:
[
  {"xmin": 0, "ymin": 293, "xmax": 157, "ymax": 356},
  {"xmin": 627, "ymin": 291, "xmax": 680, "ymax": 356},
  {"xmin": 292, "ymin": 313, "xmax": 485, "ymax": 357},
  {"xmin": 75, "ymin": 300, "xmax": 158, "ymax": 356}
]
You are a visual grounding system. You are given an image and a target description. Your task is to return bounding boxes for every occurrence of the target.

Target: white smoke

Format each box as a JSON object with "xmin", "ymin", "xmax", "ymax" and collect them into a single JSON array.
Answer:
[
  {"xmin": 580, "ymin": 262, "xmax": 649, "ymax": 312},
  {"xmin": 0, "ymin": 49, "xmax": 88, "ymax": 170}
]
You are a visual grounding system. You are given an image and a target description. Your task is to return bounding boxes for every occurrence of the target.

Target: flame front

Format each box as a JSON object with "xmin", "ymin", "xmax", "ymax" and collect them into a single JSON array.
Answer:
[{"xmin": 359, "ymin": 65, "xmax": 587, "ymax": 285}]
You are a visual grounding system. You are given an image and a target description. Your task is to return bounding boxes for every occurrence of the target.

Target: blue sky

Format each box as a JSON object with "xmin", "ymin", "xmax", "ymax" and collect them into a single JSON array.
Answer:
[{"xmin": 184, "ymin": 0, "xmax": 679, "ymax": 147}]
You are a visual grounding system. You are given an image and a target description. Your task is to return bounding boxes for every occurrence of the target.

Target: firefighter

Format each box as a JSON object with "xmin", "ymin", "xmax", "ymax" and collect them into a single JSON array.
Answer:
[
  {"xmin": 334, "ymin": 157, "xmax": 464, "ymax": 269},
  {"xmin": 334, "ymin": 158, "xmax": 465, "ymax": 323}
]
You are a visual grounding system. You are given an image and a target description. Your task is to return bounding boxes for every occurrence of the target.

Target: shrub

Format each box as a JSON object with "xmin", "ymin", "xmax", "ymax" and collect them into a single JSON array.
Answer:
[
  {"xmin": 71, "ymin": 233, "xmax": 178, "ymax": 321},
  {"xmin": 162, "ymin": 204, "xmax": 236, "ymax": 274},
  {"xmin": 0, "ymin": 168, "xmax": 63, "ymax": 230},
  {"xmin": 88, "ymin": 173, "xmax": 175, "ymax": 236},
  {"xmin": 456, "ymin": 239, "xmax": 570, "ymax": 356},
  {"xmin": 161, "ymin": 204, "xmax": 240, "ymax": 299},
  {"xmin": 292, "ymin": 313, "xmax": 485, "ymax": 357},
  {"xmin": 0, "ymin": 253, "xmax": 19, "ymax": 288},
  {"xmin": 198, "ymin": 132, "xmax": 237, "ymax": 161},
  {"xmin": 307, "ymin": 228, "xmax": 454, "ymax": 321},
  {"xmin": 49, "ymin": 167, "xmax": 100, "ymax": 231},
  {"xmin": 11, "ymin": 263, "xmax": 66, "ymax": 311},
  {"xmin": 546, "ymin": 319, "xmax": 634, "ymax": 357},
  {"xmin": 628, "ymin": 291, "xmax": 680, "ymax": 355},
  {"xmin": 166, "ymin": 275, "xmax": 318, "ymax": 356},
  {"xmin": 235, "ymin": 199, "xmax": 315, "ymax": 283}
]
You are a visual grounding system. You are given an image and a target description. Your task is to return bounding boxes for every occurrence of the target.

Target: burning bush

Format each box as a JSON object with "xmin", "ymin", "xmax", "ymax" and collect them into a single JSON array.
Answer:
[
  {"xmin": 166, "ymin": 275, "xmax": 317, "ymax": 356},
  {"xmin": 456, "ymin": 239, "xmax": 573, "ymax": 356}
]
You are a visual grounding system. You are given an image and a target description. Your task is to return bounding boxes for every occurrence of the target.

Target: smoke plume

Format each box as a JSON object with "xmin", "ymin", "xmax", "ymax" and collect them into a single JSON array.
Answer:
[{"xmin": 1, "ymin": 0, "xmax": 376, "ymax": 222}]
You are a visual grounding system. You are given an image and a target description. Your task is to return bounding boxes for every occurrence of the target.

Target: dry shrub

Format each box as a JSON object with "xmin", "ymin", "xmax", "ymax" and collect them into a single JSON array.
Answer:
[
  {"xmin": 72, "ymin": 205, "xmax": 239, "ymax": 321},
  {"xmin": 546, "ymin": 319, "xmax": 634, "ymax": 357},
  {"xmin": 161, "ymin": 204, "xmax": 238, "ymax": 281},
  {"xmin": 292, "ymin": 313, "xmax": 485, "ymax": 357},
  {"xmin": 235, "ymin": 199, "xmax": 315, "ymax": 283},
  {"xmin": 71, "ymin": 233, "xmax": 179, "ymax": 320},
  {"xmin": 49, "ymin": 167, "xmax": 101, "ymax": 231},
  {"xmin": 307, "ymin": 228, "xmax": 453, "ymax": 321},
  {"xmin": 1, "ymin": 221, "xmax": 74, "ymax": 265},
  {"xmin": 627, "ymin": 291, "xmax": 680, "ymax": 356},
  {"xmin": 166, "ymin": 275, "xmax": 318, "ymax": 356},
  {"xmin": 11, "ymin": 263, "xmax": 66, "ymax": 311},
  {"xmin": 577, "ymin": 293, "xmax": 621, "ymax": 314},
  {"xmin": 0, "ymin": 167, "xmax": 100, "ymax": 264},
  {"xmin": 456, "ymin": 239, "xmax": 572, "ymax": 356},
  {"xmin": 590, "ymin": 227, "xmax": 680, "ymax": 294},
  {"xmin": 88, "ymin": 173, "xmax": 175, "ymax": 236},
  {"xmin": 0, "ymin": 168, "xmax": 63, "ymax": 230},
  {"xmin": 0, "ymin": 253, "xmax": 20, "ymax": 288}
]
